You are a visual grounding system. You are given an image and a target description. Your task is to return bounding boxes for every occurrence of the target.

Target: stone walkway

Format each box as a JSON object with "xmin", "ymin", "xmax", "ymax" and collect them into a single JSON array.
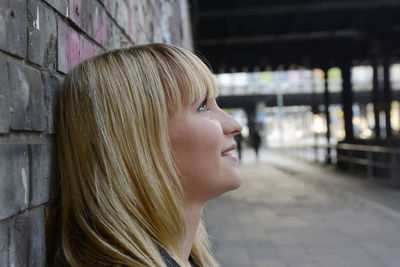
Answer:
[{"xmin": 204, "ymin": 148, "xmax": 400, "ymax": 267}]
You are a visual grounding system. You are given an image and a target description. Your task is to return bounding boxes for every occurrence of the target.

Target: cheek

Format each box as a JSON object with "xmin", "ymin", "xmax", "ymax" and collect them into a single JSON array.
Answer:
[
  {"xmin": 171, "ymin": 118, "xmax": 222, "ymax": 169},
  {"xmin": 169, "ymin": 118, "xmax": 223, "ymax": 196}
]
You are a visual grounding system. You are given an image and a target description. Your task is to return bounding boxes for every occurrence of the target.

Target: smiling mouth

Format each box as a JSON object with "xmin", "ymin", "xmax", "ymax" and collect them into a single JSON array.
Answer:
[
  {"xmin": 221, "ymin": 151, "xmax": 234, "ymax": 157},
  {"xmin": 221, "ymin": 144, "xmax": 238, "ymax": 160},
  {"xmin": 221, "ymin": 152, "xmax": 238, "ymax": 163}
]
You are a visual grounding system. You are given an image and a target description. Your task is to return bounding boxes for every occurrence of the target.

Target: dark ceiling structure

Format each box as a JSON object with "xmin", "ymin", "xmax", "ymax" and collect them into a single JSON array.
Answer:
[{"xmin": 190, "ymin": 0, "xmax": 400, "ymax": 73}]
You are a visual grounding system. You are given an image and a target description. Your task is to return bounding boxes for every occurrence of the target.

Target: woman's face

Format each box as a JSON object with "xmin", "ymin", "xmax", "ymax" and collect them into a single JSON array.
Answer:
[{"xmin": 168, "ymin": 94, "xmax": 243, "ymax": 204}]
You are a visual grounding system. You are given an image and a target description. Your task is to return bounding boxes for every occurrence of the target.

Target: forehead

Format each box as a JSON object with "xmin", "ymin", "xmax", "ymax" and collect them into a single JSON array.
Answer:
[{"xmin": 160, "ymin": 51, "xmax": 218, "ymax": 114}]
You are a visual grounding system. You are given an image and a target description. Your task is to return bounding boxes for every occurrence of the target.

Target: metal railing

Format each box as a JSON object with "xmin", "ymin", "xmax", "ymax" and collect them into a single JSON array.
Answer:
[
  {"xmin": 276, "ymin": 143, "xmax": 400, "ymax": 185},
  {"xmin": 337, "ymin": 143, "xmax": 400, "ymax": 184}
]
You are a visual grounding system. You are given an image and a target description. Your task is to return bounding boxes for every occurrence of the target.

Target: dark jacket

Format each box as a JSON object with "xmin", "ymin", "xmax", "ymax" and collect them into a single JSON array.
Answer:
[{"xmin": 160, "ymin": 247, "xmax": 199, "ymax": 267}]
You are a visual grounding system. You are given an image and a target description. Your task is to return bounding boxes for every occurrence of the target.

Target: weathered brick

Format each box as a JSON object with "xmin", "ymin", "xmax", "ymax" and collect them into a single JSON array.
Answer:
[
  {"xmin": 0, "ymin": 145, "xmax": 29, "ymax": 220},
  {"xmin": 169, "ymin": 0, "xmax": 184, "ymax": 45},
  {"xmin": 30, "ymin": 144, "xmax": 54, "ymax": 207},
  {"xmin": 9, "ymin": 208, "xmax": 45, "ymax": 267},
  {"xmin": 118, "ymin": 31, "xmax": 131, "ymax": 48},
  {"xmin": 68, "ymin": 0, "xmax": 81, "ymax": 27},
  {"xmin": 142, "ymin": 1, "xmax": 154, "ymax": 43},
  {"xmin": 126, "ymin": 1, "xmax": 141, "ymax": 42},
  {"xmin": 0, "ymin": 0, "xmax": 27, "ymax": 57},
  {"xmin": 96, "ymin": 1, "xmax": 133, "ymax": 48},
  {"xmin": 103, "ymin": 0, "xmax": 132, "ymax": 36},
  {"xmin": 42, "ymin": 72, "xmax": 63, "ymax": 134},
  {"xmin": 69, "ymin": 0, "xmax": 112, "ymax": 46},
  {"xmin": 0, "ymin": 54, "xmax": 10, "ymax": 134},
  {"xmin": 150, "ymin": 0, "xmax": 163, "ymax": 43},
  {"xmin": 91, "ymin": 6, "xmax": 112, "ymax": 47},
  {"xmin": 8, "ymin": 60, "xmax": 46, "ymax": 131},
  {"xmin": 57, "ymin": 19, "xmax": 80, "ymax": 73},
  {"xmin": 79, "ymin": 35, "xmax": 96, "ymax": 60},
  {"xmin": 103, "ymin": 22, "xmax": 123, "ymax": 50},
  {"xmin": 179, "ymin": 0, "xmax": 193, "ymax": 49},
  {"xmin": 155, "ymin": 0, "xmax": 185, "ymax": 44},
  {"xmin": 101, "ymin": 0, "xmax": 117, "ymax": 17},
  {"xmin": 28, "ymin": 0, "xmax": 57, "ymax": 68},
  {"xmin": 129, "ymin": 1, "xmax": 151, "ymax": 44},
  {"xmin": 0, "ymin": 220, "xmax": 8, "ymax": 266},
  {"xmin": 43, "ymin": 0, "xmax": 69, "ymax": 17}
]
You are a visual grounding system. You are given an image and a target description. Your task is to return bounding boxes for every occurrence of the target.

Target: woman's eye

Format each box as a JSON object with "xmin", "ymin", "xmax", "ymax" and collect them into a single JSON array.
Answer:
[
  {"xmin": 197, "ymin": 98, "xmax": 209, "ymax": 112},
  {"xmin": 197, "ymin": 103, "xmax": 208, "ymax": 112}
]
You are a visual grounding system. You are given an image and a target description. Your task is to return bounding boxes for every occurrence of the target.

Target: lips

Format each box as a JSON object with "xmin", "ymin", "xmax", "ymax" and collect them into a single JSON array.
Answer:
[{"xmin": 221, "ymin": 144, "xmax": 237, "ymax": 156}]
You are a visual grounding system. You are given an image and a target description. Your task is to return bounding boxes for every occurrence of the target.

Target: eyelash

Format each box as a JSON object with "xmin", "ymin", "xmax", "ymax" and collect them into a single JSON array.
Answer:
[{"xmin": 197, "ymin": 97, "xmax": 210, "ymax": 112}]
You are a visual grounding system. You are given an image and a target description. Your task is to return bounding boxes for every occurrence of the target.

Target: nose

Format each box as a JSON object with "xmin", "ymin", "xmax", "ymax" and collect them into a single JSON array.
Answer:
[{"xmin": 218, "ymin": 108, "xmax": 243, "ymax": 136}]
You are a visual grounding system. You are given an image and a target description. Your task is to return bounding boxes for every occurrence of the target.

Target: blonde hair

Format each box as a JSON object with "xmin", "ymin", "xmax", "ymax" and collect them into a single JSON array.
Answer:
[{"xmin": 56, "ymin": 43, "xmax": 219, "ymax": 266}]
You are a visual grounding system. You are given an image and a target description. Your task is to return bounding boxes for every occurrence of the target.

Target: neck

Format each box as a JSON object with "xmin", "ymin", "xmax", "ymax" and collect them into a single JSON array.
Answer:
[{"xmin": 180, "ymin": 201, "xmax": 203, "ymax": 267}]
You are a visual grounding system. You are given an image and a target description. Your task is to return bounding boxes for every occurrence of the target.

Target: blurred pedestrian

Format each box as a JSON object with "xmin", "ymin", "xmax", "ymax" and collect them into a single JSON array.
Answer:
[
  {"xmin": 252, "ymin": 128, "xmax": 261, "ymax": 159},
  {"xmin": 234, "ymin": 132, "xmax": 243, "ymax": 161}
]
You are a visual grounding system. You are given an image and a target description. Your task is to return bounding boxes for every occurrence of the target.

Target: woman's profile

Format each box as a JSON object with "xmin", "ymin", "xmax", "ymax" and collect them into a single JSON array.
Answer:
[{"xmin": 56, "ymin": 43, "xmax": 242, "ymax": 266}]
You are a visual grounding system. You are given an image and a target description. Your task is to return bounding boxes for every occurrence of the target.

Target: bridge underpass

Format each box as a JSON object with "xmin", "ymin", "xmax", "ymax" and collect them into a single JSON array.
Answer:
[
  {"xmin": 190, "ymin": 0, "xmax": 400, "ymax": 266},
  {"xmin": 217, "ymin": 88, "xmax": 400, "ymax": 181},
  {"xmin": 191, "ymin": 0, "xmax": 400, "ymax": 181},
  {"xmin": 217, "ymin": 91, "xmax": 400, "ymax": 109}
]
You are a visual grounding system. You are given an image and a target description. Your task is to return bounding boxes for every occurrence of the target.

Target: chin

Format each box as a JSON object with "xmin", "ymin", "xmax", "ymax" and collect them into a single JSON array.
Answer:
[
  {"xmin": 227, "ymin": 170, "xmax": 243, "ymax": 190},
  {"xmin": 217, "ymin": 169, "xmax": 243, "ymax": 196},
  {"xmin": 192, "ymin": 169, "xmax": 243, "ymax": 203}
]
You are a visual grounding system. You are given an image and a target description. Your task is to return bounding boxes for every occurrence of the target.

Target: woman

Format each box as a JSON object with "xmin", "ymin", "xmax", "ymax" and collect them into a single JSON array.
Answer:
[{"xmin": 56, "ymin": 43, "xmax": 242, "ymax": 266}]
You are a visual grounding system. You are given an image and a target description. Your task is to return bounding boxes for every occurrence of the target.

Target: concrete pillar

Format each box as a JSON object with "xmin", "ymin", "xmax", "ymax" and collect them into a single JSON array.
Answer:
[
  {"xmin": 323, "ymin": 68, "xmax": 332, "ymax": 163},
  {"xmin": 372, "ymin": 60, "xmax": 381, "ymax": 139},
  {"xmin": 383, "ymin": 57, "xmax": 393, "ymax": 138},
  {"xmin": 341, "ymin": 62, "xmax": 354, "ymax": 141},
  {"xmin": 245, "ymin": 103, "xmax": 257, "ymax": 138},
  {"xmin": 311, "ymin": 74, "xmax": 319, "ymax": 161},
  {"xmin": 312, "ymin": 104, "xmax": 320, "ymax": 162}
]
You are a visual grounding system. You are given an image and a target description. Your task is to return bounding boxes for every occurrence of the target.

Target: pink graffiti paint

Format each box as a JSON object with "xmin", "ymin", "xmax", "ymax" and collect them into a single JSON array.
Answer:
[
  {"xmin": 93, "ymin": 10, "xmax": 110, "ymax": 45},
  {"xmin": 58, "ymin": 20, "xmax": 80, "ymax": 73},
  {"xmin": 79, "ymin": 35, "xmax": 95, "ymax": 60},
  {"xmin": 67, "ymin": 30, "xmax": 80, "ymax": 71}
]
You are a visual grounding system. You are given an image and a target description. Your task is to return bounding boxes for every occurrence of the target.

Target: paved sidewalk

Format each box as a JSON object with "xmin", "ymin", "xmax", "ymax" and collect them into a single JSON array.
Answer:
[{"xmin": 204, "ymin": 149, "xmax": 400, "ymax": 267}]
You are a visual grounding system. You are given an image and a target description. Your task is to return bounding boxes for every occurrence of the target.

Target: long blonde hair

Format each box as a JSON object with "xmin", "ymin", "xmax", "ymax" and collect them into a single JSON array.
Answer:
[{"xmin": 56, "ymin": 43, "xmax": 219, "ymax": 266}]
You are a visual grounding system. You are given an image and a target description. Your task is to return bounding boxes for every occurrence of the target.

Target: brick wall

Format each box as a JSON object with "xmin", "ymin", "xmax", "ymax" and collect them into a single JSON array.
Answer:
[{"xmin": 0, "ymin": 0, "xmax": 192, "ymax": 265}]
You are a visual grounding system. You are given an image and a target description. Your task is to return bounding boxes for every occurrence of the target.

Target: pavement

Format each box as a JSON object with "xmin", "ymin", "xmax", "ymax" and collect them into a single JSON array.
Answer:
[{"xmin": 204, "ymin": 147, "xmax": 400, "ymax": 267}]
